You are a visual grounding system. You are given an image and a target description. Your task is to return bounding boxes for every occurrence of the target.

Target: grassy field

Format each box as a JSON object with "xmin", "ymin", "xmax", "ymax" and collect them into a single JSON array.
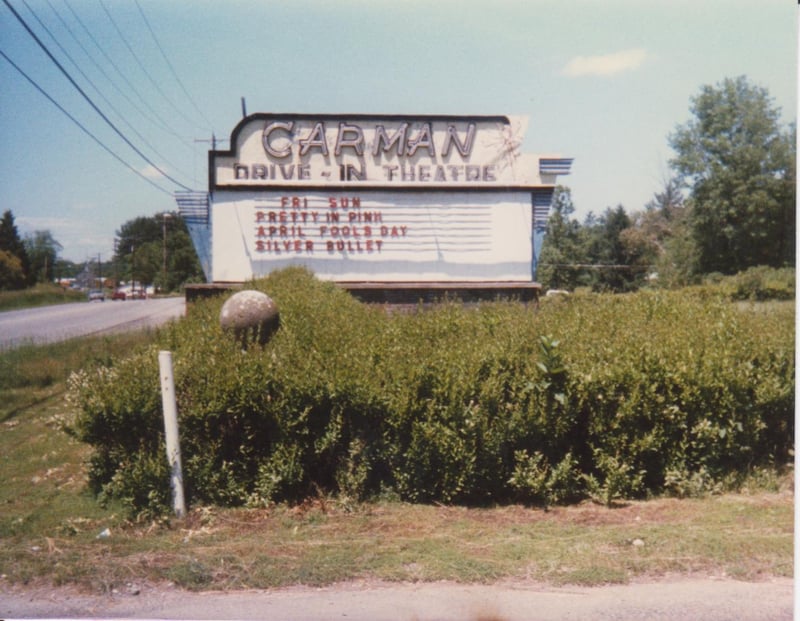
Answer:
[
  {"xmin": 0, "ymin": 283, "xmax": 86, "ymax": 312},
  {"xmin": 0, "ymin": 327, "xmax": 793, "ymax": 593}
]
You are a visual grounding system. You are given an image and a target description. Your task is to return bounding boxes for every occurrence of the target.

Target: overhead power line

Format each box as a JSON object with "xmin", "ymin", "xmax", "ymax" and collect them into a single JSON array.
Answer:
[
  {"xmin": 133, "ymin": 0, "xmax": 212, "ymax": 132},
  {"xmin": 20, "ymin": 0, "xmax": 195, "ymax": 185},
  {"xmin": 0, "ymin": 47, "xmax": 172, "ymax": 196},
  {"xmin": 60, "ymin": 0, "xmax": 196, "ymax": 149},
  {"xmin": 98, "ymin": 0, "xmax": 208, "ymax": 134},
  {"xmin": 2, "ymin": 0, "xmax": 194, "ymax": 191}
]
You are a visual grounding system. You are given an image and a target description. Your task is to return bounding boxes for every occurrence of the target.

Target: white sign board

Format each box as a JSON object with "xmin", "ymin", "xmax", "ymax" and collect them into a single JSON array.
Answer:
[{"xmin": 211, "ymin": 190, "xmax": 532, "ymax": 282}]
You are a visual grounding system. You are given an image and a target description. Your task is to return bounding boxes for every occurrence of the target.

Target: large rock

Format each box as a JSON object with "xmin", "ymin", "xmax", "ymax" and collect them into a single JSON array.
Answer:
[{"xmin": 219, "ymin": 290, "xmax": 279, "ymax": 348}]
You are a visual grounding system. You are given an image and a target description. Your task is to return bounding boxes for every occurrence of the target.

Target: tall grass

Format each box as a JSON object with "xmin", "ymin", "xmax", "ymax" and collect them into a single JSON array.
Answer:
[
  {"xmin": 0, "ymin": 283, "xmax": 85, "ymax": 311},
  {"xmin": 1, "ymin": 332, "xmax": 157, "ymax": 423}
]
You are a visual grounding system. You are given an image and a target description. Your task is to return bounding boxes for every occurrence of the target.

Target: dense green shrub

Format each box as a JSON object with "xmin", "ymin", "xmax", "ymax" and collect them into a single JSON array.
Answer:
[
  {"xmin": 703, "ymin": 266, "xmax": 795, "ymax": 301},
  {"xmin": 68, "ymin": 268, "xmax": 794, "ymax": 517}
]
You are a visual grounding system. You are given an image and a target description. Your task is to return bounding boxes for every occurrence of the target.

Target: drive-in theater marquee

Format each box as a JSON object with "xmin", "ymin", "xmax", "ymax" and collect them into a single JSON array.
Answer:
[{"xmin": 176, "ymin": 114, "xmax": 572, "ymax": 286}]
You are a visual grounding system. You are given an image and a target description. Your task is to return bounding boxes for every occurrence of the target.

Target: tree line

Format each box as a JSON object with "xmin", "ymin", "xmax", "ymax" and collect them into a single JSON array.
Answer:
[
  {"xmin": 112, "ymin": 213, "xmax": 204, "ymax": 292},
  {"xmin": 0, "ymin": 209, "xmax": 203, "ymax": 292},
  {"xmin": 0, "ymin": 210, "xmax": 63, "ymax": 290},
  {"xmin": 538, "ymin": 76, "xmax": 795, "ymax": 292}
]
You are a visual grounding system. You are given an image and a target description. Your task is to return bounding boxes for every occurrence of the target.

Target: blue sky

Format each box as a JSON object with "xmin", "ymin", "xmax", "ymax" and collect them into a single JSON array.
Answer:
[{"xmin": 1, "ymin": 0, "xmax": 795, "ymax": 262}]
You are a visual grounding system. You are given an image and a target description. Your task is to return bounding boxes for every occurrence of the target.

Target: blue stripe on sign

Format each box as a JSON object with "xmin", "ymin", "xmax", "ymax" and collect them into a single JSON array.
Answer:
[
  {"xmin": 532, "ymin": 188, "xmax": 554, "ymax": 207},
  {"xmin": 539, "ymin": 158, "xmax": 573, "ymax": 175}
]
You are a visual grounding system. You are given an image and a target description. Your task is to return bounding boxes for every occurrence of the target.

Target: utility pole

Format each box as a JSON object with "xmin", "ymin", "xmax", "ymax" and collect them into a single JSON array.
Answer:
[
  {"xmin": 195, "ymin": 134, "xmax": 227, "ymax": 151},
  {"xmin": 131, "ymin": 244, "xmax": 135, "ymax": 297},
  {"xmin": 194, "ymin": 134, "xmax": 227, "ymax": 186}
]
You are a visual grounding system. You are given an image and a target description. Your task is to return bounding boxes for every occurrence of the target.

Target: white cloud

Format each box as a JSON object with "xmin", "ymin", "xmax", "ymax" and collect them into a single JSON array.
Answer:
[
  {"xmin": 16, "ymin": 216, "xmax": 114, "ymax": 261},
  {"xmin": 562, "ymin": 48, "xmax": 647, "ymax": 77},
  {"xmin": 141, "ymin": 164, "xmax": 165, "ymax": 179},
  {"xmin": 16, "ymin": 216, "xmax": 75, "ymax": 232}
]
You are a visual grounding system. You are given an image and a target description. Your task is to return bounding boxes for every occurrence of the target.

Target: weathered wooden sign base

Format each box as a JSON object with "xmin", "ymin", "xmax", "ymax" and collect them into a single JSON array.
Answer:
[
  {"xmin": 340, "ymin": 281, "xmax": 541, "ymax": 305},
  {"xmin": 185, "ymin": 282, "xmax": 243, "ymax": 303},
  {"xmin": 186, "ymin": 280, "xmax": 540, "ymax": 307}
]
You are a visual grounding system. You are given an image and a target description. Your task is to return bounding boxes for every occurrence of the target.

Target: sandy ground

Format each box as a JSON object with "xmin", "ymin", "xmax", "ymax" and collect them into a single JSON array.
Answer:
[{"xmin": 1, "ymin": 577, "xmax": 794, "ymax": 620}]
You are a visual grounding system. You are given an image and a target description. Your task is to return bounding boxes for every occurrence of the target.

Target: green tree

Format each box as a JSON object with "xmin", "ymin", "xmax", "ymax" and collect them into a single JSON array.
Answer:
[
  {"xmin": 24, "ymin": 230, "xmax": 62, "ymax": 284},
  {"xmin": 0, "ymin": 210, "xmax": 31, "ymax": 288},
  {"xmin": 165, "ymin": 228, "xmax": 205, "ymax": 290},
  {"xmin": 114, "ymin": 212, "xmax": 202, "ymax": 292},
  {"xmin": 582, "ymin": 205, "xmax": 641, "ymax": 292},
  {"xmin": 54, "ymin": 258, "xmax": 83, "ymax": 280},
  {"xmin": 537, "ymin": 187, "xmax": 585, "ymax": 290},
  {"xmin": 669, "ymin": 76, "xmax": 795, "ymax": 274},
  {"xmin": 540, "ymin": 196, "xmax": 644, "ymax": 292},
  {"xmin": 619, "ymin": 176, "xmax": 697, "ymax": 288},
  {"xmin": 0, "ymin": 250, "xmax": 26, "ymax": 290}
]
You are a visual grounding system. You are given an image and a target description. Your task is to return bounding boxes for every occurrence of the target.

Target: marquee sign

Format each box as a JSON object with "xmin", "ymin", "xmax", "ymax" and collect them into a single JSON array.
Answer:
[
  {"xmin": 211, "ymin": 114, "xmax": 555, "ymax": 190},
  {"xmin": 211, "ymin": 189, "xmax": 534, "ymax": 282},
  {"xmin": 180, "ymin": 114, "xmax": 572, "ymax": 285}
]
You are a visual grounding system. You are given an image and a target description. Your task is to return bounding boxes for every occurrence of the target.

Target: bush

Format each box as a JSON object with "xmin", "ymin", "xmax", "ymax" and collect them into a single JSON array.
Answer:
[
  {"xmin": 68, "ymin": 268, "xmax": 795, "ymax": 517},
  {"xmin": 704, "ymin": 266, "xmax": 795, "ymax": 301}
]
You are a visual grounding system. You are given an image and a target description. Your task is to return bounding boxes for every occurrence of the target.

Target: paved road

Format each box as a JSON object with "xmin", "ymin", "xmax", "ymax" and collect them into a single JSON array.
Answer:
[
  {"xmin": 0, "ymin": 297, "xmax": 186, "ymax": 349},
  {"xmin": 0, "ymin": 578, "xmax": 794, "ymax": 620}
]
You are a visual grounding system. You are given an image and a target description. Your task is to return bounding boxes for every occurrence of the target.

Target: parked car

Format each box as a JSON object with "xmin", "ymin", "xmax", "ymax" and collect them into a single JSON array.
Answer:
[
  {"xmin": 87, "ymin": 289, "xmax": 105, "ymax": 301},
  {"xmin": 112, "ymin": 283, "xmax": 148, "ymax": 300}
]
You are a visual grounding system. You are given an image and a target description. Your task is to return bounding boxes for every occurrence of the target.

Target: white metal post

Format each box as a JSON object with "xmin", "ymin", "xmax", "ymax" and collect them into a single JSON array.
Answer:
[{"xmin": 158, "ymin": 350, "xmax": 186, "ymax": 518}]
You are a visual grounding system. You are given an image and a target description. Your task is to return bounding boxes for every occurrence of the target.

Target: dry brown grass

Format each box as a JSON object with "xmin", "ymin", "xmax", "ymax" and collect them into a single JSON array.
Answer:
[{"xmin": 3, "ymin": 484, "xmax": 791, "ymax": 593}]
